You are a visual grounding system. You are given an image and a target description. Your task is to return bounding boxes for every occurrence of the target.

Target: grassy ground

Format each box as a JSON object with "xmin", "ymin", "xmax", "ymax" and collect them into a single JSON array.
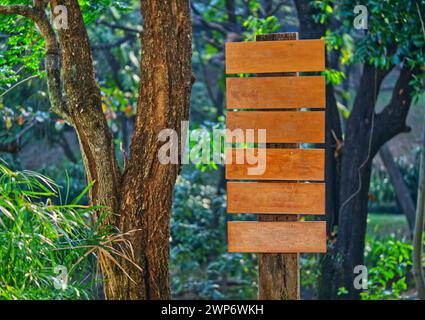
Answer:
[{"xmin": 367, "ymin": 213, "xmax": 410, "ymax": 239}]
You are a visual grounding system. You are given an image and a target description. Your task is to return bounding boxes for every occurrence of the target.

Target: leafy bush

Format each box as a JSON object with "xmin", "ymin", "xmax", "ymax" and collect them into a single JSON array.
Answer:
[
  {"xmin": 171, "ymin": 167, "xmax": 257, "ymax": 299},
  {"xmin": 301, "ymin": 253, "xmax": 321, "ymax": 298},
  {"xmin": 362, "ymin": 236, "xmax": 413, "ymax": 300},
  {"xmin": 39, "ymin": 159, "xmax": 88, "ymax": 205},
  {"xmin": 0, "ymin": 161, "xmax": 125, "ymax": 300},
  {"xmin": 305, "ymin": 234, "xmax": 415, "ymax": 299}
]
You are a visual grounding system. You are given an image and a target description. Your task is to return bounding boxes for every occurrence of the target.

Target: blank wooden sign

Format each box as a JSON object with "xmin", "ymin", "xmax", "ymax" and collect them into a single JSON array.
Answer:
[
  {"xmin": 226, "ymin": 76, "xmax": 325, "ymax": 109},
  {"xmin": 225, "ymin": 148, "xmax": 325, "ymax": 181},
  {"xmin": 227, "ymin": 182, "xmax": 325, "ymax": 214},
  {"xmin": 225, "ymin": 38, "xmax": 326, "ymax": 254},
  {"xmin": 226, "ymin": 111, "xmax": 325, "ymax": 143},
  {"xmin": 228, "ymin": 221, "xmax": 326, "ymax": 253},
  {"xmin": 226, "ymin": 40, "xmax": 325, "ymax": 74}
]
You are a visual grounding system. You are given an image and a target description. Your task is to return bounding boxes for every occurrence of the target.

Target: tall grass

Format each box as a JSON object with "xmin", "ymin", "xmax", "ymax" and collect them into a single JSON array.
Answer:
[{"xmin": 0, "ymin": 161, "xmax": 139, "ymax": 300}]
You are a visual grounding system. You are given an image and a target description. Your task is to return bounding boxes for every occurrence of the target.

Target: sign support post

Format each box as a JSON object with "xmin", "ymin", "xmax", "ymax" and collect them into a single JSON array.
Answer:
[
  {"xmin": 225, "ymin": 31, "xmax": 326, "ymax": 300},
  {"xmin": 257, "ymin": 32, "xmax": 300, "ymax": 300}
]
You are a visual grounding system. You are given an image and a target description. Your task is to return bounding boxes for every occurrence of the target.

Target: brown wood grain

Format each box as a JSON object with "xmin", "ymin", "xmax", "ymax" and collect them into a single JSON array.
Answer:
[
  {"xmin": 225, "ymin": 148, "xmax": 325, "ymax": 181},
  {"xmin": 225, "ymin": 40, "xmax": 325, "ymax": 74},
  {"xmin": 226, "ymin": 76, "xmax": 325, "ymax": 109},
  {"xmin": 227, "ymin": 182, "xmax": 325, "ymax": 214},
  {"xmin": 226, "ymin": 111, "xmax": 325, "ymax": 143},
  {"xmin": 227, "ymin": 221, "xmax": 326, "ymax": 253}
]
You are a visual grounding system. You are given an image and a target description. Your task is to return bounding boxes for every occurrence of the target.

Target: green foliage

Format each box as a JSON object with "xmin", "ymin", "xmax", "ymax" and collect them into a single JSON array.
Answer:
[
  {"xmin": 311, "ymin": 0, "xmax": 333, "ymax": 24},
  {"xmin": 188, "ymin": 118, "xmax": 225, "ymax": 173},
  {"xmin": 0, "ymin": 1, "xmax": 43, "ymax": 90},
  {"xmin": 243, "ymin": 15, "xmax": 280, "ymax": 41},
  {"xmin": 362, "ymin": 235, "xmax": 413, "ymax": 300},
  {"xmin": 0, "ymin": 161, "xmax": 109, "ymax": 299},
  {"xmin": 369, "ymin": 147, "xmax": 420, "ymax": 213},
  {"xmin": 0, "ymin": 0, "xmax": 134, "ymax": 95},
  {"xmin": 304, "ymin": 229, "xmax": 415, "ymax": 299},
  {"xmin": 324, "ymin": 68, "xmax": 346, "ymax": 85},
  {"xmin": 171, "ymin": 168, "xmax": 257, "ymax": 299},
  {"xmin": 301, "ymin": 253, "xmax": 321, "ymax": 293},
  {"xmin": 0, "ymin": 103, "xmax": 49, "ymax": 133},
  {"xmin": 39, "ymin": 160, "xmax": 88, "ymax": 205},
  {"xmin": 79, "ymin": 0, "xmax": 132, "ymax": 24},
  {"xmin": 314, "ymin": 0, "xmax": 425, "ymax": 99}
]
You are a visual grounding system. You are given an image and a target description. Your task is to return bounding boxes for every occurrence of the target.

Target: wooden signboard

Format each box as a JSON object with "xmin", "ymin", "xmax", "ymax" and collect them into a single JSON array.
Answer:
[{"xmin": 225, "ymin": 37, "xmax": 326, "ymax": 254}]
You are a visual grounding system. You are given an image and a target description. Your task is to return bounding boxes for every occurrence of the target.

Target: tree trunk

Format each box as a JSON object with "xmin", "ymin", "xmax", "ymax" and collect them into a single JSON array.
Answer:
[
  {"xmin": 413, "ymin": 116, "xmax": 425, "ymax": 299},
  {"xmin": 321, "ymin": 65, "xmax": 387, "ymax": 299},
  {"xmin": 1, "ymin": 0, "xmax": 193, "ymax": 300},
  {"xmin": 52, "ymin": 0, "xmax": 121, "ymax": 224},
  {"xmin": 106, "ymin": 0, "xmax": 193, "ymax": 299},
  {"xmin": 321, "ymin": 62, "xmax": 418, "ymax": 299}
]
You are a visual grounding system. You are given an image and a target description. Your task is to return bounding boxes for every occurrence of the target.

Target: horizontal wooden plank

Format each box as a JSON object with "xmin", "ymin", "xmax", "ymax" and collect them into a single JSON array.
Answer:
[
  {"xmin": 226, "ymin": 76, "xmax": 325, "ymax": 109},
  {"xmin": 226, "ymin": 111, "xmax": 325, "ymax": 143},
  {"xmin": 227, "ymin": 182, "xmax": 325, "ymax": 214},
  {"xmin": 227, "ymin": 221, "xmax": 326, "ymax": 253},
  {"xmin": 225, "ymin": 148, "xmax": 325, "ymax": 181},
  {"xmin": 225, "ymin": 40, "xmax": 325, "ymax": 74}
]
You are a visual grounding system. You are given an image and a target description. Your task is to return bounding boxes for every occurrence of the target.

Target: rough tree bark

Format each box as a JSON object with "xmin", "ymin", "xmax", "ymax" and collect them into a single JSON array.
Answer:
[
  {"xmin": 113, "ymin": 0, "xmax": 193, "ymax": 299},
  {"xmin": 0, "ymin": 0, "xmax": 193, "ymax": 300},
  {"xmin": 52, "ymin": 0, "xmax": 121, "ymax": 226},
  {"xmin": 322, "ymin": 64, "xmax": 419, "ymax": 300}
]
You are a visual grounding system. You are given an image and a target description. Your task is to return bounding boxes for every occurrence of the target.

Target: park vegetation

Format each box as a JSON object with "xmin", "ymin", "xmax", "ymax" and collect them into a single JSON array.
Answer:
[{"xmin": 0, "ymin": 0, "xmax": 424, "ymax": 300}]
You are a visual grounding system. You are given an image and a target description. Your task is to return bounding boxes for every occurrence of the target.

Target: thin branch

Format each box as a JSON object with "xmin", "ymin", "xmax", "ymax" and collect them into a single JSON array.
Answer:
[
  {"xmin": 0, "ymin": 74, "xmax": 39, "ymax": 98},
  {"xmin": 0, "ymin": 5, "xmax": 39, "ymax": 19},
  {"xmin": 97, "ymin": 20, "xmax": 142, "ymax": 34},
  {"xmin": 372, "ymin": 63, "xmax": 420, "ymax": 155},
  {"xmin": 191, "ymin": 3, "xmax": 228, "ymax": 36},
  {"xmin": 268, "ymin": 1, "xmax": 289, "ymax": 16},
  {"xmin": 0, "ymin": 121, "xmax": 35, "ymax": 154},
  {"xmin": 0, "ymin": 4, "xmax": 70, "ymax": 122},
  {"xmin": 417, "ymin": 1, "xmax": 425, "ymax": 40},
  {"xmin": 92, "ymin": 34, "xmax": 136, "ymax": 50}
]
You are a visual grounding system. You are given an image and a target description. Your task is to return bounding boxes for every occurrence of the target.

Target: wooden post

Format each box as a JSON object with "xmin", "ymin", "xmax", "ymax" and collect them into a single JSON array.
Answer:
[{"xmin": 257, "ymin": 32, "xmax": 300, "ymax": 300}]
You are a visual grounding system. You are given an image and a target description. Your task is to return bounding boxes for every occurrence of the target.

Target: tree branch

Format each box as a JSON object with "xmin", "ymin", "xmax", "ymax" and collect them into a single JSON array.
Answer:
[
  {"xmin": 97, "ymin": 20, "xmax": 142, "ymax": 34},
  {"xmin": 0, "ymin": 4, "xmax": 69, "ymax": 122},
  {"xmin": 263, "ymin": 0, "xmax": 288, "ymax": 17},
  {"xmin": 92, "ymin": 34, "xmax": 136, "ymax": 50},
  {"xmin": 0, "ymin": 121, "xmax": 35, "ymax": 154},
  {"xmin": 0, "ymin": 5, "xmax": 38, "ymax": 18},
  {"xmin": 372, "ymin": 63, "xmax": 420, "ymax": 156}
]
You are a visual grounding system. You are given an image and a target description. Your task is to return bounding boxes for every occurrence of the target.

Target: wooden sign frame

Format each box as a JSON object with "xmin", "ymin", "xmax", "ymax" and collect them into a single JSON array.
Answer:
[{"xmin": 225, "ymin": 36, "xmax": 326, "ymax": 255}]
